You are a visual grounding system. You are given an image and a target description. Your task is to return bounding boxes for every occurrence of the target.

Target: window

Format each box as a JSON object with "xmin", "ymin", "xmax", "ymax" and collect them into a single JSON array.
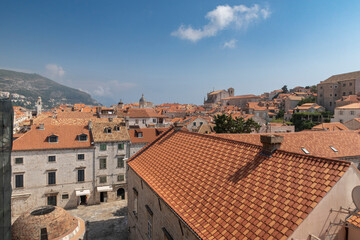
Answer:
[
  {"xmin": 343, "ymin": 92, "xmax": 346, "ymax": 96},
  {"xmin": 15, "ymin": 157, "xmax": 23, "ymax": 164},
  {"xmin": 343, "ymin": 83, "xmax": 346, "ymax": 87},
  {"xmin": 104, "ymin": 127, "xmax": 112, "ymax": 133},
  {"xmin": 153, "ymin": 119, "xmax": 157, "ymax": 123},
  {"xmin": 329, "ymin": 102, "xmax": 332, "ymax": 106},
  {"xmin": 301, "ymin": 148, "xmax": 310, "ymax": 154},
  {"xmin": 133, "ymin": 188, "xmax": 138, "ymax": 216},
  {"xmin": 78, "ymin": 134, "xmax": 87, "ymax": 141},
  {"xmin": 48, "ymin": 156, "xmax": 56, "ymax": 162},
  {"xmin": 100, "ymin": 158, "xmax": 107, "ymax": 169},
  {"xmin": 117, "ymin": 157, "xmax": 124, "ymax": 168},
  {"xmin": 162, "ymin": 228, "xmax": 174, "ymax": 240},
  {"xmin": 78, "ymin": 169, "xmax": 85, "ymax": 182},
  {"xmin": 330, "ymin": 146, "xmax": 338, "ymax": 152},
  {"xmin": 137, "ymin": 132, "xmax": 143, "ymax": 138},
  {"xmin": 193, "ymin": 122, "xmax": 196, "ymax": 126},
  {"xmin": 135, "ymin": 119, "xmax": 139, "ymax": 124},
  {"xmin": 350, "ymin": 82, "xmax": 353, "ymax": 86},
  {"xmin": 351, "ymin": 111, "xmax": 355, "ymax": 115},
  {"xmin": 48, "ymin": 172, "xmax": 56, "ymax": 185},
  {"xmin": 77, "ymin": 154, "xmax": 85, "ymax": 160},
  {"xmin": 47, "ymin": 196, "xmax": 57, "ymax": 206},
  {"xmin": 335, "ymin": 94, "xmax": 337, "ymax": 97},
  {"xmin": 349, "ymin": 91, "xmax": 353, "ymax": 95},
  {"xmin": 117, "ymin": 174, "xmax": 124, "ymax": 182},
  {"xmin": 330, "ymin": 85, "xmax": 332, "ymax": 89},
  {"xmin": 114, "ymin": 125, "xmax": 120, "ymax": 131},
  {"xmin": 100, "ymin": 143, "xmax": 107, "ymax": 151},
  {"xmin": 118, "ymin": 143, "xmax": 124, "ymax": 150},
  {"xmin": 142, "ymin": 119, "xmax": 146, "ymax": 124},
  {"xmin": 330, "ymin": 94, "xmax": 332, "ymax": 97},
  {"xmin": 62, "ymin": 194, "xmax": 69, "ymax": 199},
  {"xmin": 15, "ymin": 174, "xmax": 24, "ymax": 188},
  {"xmin": 40, "ymin": 228, "xmax": 48, "ymax": 240},
  {"xmin": 320, "ymin": 86, "xmax": 323, "ymax": 89},
  {"xmin": 146, "ymin": 205, "xmax": 153, "ymax": 239},
  {"xmin": 99, "ymin": 176, "xmax": 107, "ymax": 184},
  {"xmin": 48, "ymin": 135, "xmax": 58, "ymax": 143},
  {"xmin": 335, "ymin": 85, "xmax": 338, "ymax": 88},
  {"xmin": 340, "ymin": 110, "xmax": 344, "ymax": 115},
  {"xmin": 200, "ymin": 122, "xmax": 203, "ymax": 126}
]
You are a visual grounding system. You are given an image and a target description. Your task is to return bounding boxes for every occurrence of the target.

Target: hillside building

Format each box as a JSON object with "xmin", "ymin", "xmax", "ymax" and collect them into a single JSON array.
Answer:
[
  {"xmin": 204, "ymin": 88, "xmax": 234, "ymax": 108},
  {"xmin": 317, "ymin": 71, "xmax": 360, "ymax": 111}
]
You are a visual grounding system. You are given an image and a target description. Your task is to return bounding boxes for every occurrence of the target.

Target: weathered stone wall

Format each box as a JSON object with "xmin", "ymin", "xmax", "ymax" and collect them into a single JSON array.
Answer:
[{"xmin": 127, "ymin": 167, "xmax": 199, "ymax": 240}]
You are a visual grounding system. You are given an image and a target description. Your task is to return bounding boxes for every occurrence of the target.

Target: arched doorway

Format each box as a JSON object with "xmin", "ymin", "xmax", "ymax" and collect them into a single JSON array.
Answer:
[{"xmin": 117, "ymin": 188, "xmax": 125, "ymax": 200}]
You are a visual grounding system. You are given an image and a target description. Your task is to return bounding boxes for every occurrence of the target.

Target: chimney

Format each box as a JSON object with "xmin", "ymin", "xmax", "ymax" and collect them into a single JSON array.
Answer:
[
  {"xmin": 38, "ymin": 123, "xmax": 44, "ymax": 130},
  {"xmin": 174, "ymin": 122, "xmax": 184, "ymax": 131},
  {"xmin": 260, "ymin": 135, "xmax": 283, "ymax": 156}
]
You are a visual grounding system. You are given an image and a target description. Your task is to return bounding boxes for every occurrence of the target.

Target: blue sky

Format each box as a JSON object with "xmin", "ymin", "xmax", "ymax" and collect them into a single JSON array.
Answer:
[{"xmin": 1, "ymin": 1, "xmax": 360, "ymax": 106}]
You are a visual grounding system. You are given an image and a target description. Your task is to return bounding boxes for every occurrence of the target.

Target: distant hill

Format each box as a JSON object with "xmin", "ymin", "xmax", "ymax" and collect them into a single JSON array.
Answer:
[{"xmin": 0, "ymin": 69, "xmax": 100, "ymax": 109}]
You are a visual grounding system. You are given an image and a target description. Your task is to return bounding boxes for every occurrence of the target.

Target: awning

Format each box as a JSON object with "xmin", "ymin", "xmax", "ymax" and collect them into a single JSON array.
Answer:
[
  {"xmin": 97, "ymin": 186, "xmax": 113, "ymax": 192},
  {"xmin": 76, "ymin": 189, "xmax": 90, "ymax": 196}
]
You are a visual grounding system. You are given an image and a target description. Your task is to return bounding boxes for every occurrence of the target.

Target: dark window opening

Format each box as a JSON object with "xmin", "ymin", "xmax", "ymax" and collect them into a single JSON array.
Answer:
[
  {"xmin": 40, "ymin": 228, "xmax": 48, "ymax": 240},
  {"xmin": 117, "ymin": 188, "xmax": 125, "ymax": 199},
  {"xmin": 48, "ymin": 156, "xmax": 56, "ymax": 162},
  {"xmin": 15, "ymin": 157, "xmax": 23, "ymax": 164}
]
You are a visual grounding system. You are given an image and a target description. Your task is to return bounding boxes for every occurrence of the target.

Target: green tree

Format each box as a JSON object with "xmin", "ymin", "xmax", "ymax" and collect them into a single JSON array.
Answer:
[
  {"xmin": 214, "ymin": 114, "xmax": 260, "ymax": 133},
  {"xmin": 281, "ymin": 85, "xmax": 288, "ymax": 93},
  {"xmin": 297, "ymin": 96, "xmax": 316, "ymax": 106}
]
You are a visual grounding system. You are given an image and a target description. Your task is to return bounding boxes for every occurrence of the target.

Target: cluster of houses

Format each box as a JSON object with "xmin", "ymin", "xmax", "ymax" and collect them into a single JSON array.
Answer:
[{"xmin": 10, "ymin": 70, "xmax": 360, "ymax": 239}]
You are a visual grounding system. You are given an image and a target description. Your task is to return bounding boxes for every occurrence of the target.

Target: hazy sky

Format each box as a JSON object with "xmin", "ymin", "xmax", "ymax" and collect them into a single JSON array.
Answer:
[{"xmin": 1, "ymin": 1, "xmax": 360, "ymax": 106}]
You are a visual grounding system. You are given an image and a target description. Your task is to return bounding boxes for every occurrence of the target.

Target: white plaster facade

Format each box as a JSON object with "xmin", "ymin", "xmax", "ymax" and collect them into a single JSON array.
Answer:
[{"xmin": 11, "ymin": 148, "xmax": 95, "ymax": 217}]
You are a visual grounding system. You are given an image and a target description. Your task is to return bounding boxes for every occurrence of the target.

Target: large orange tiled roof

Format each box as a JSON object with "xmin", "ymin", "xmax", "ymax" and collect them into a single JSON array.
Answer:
[
  {"xmin": 128, "ymin": 129, "xmax": 350, "ymax": 239},
  {"xmin": 216, "ymin": 131, "xmax": 360, "ymax": 159},
  {"xmin": 13, "ymin": 124, "xmax": 91, "ymax": 151},
  {"xmin": 312, "ymin": 122, "xmax": 349, "ymax": 131},
  {"xmin": 128, "ymin": 127, "xmax": 169, "ymax": 144}
]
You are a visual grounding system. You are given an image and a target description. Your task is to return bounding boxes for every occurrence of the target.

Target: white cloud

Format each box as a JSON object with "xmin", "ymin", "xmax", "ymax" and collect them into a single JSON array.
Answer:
[
  {"xmin": 171, "ymin": 4, "xmax": 271, "ymax": 42},
  {"xmin": 223, "ymin": 39, "xmax": 237, "ymax": 49},
  {"xmin": 92, "ymin": 81, "xmax": 137, "ymax": 97},
  {"xmin": 45, "ymin": 64, "xmax": 65, "ymax": 78}
]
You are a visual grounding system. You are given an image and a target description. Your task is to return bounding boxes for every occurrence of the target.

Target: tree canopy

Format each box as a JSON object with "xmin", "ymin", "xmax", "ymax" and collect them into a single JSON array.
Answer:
[{"xmin": 213, "ymin": 114, "xmax": 261, "ymax": 133}]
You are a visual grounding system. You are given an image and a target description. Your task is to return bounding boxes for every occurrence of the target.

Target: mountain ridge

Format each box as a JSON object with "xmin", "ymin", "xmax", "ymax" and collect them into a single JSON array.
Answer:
[{"xmin": 0, "ymin": 69, "xmax": 100, "ymax": 109}]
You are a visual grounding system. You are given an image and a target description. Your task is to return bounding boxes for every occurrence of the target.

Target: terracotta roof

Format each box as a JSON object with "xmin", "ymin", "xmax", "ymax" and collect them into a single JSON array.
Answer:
[
  {"xmin": 128, "ymin": 127, "xmax": 169, "ymax": 144},
  {"xmin": 223, "ymin": 94, "xmax": 259, "ymax": 100},
  {"xmin": 321, "ymin": 71, "xmax": 360, "ymax": 83},
  {"xmin": 91, "ymin": 122, "xmax": 130, "ymax": 142},
  {"xmin": 347, "ymin": 213, "xmax": 360, "ymax": 228},
  {"xmin": 312, "ymin": 122, "xmax": 349, "ymax": 131},
  {"xmin": 216, "ymin": 131, "xmax": 360, "ymax": 158},
  {"xmin": 128, "ymin": 129, "xmax": 350, "ymax": 239},
  {"xmin": 125, "ymin": 108, "xmax": 167, "ymax": 118},
  {"xmin": 337, "ymin": 103, "xmax": 360, "ymax": 109},
  {"xmin": 13, "ymin": 124, "xmax": 91, "ymax": 151}
]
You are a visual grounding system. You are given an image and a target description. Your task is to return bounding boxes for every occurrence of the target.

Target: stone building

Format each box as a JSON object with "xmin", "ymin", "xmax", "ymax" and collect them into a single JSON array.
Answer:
[
  {"xmin": 127, "ymin": 127, "xmax": 360, "ymax": 239},
  {"xmin": 332, "ymin": 103, "xmax": 360, "ymax": 123},
  {"xmin": 204, "ymin": 88, "xmax": 234, "ymax": 107},
  {"xmin": 124, "ymin": 108, "xmax": 168, "ymax": 128},
  {"xmin": 11, "ymin": 124, "xmax": 96, "ymax": 217},
  {"xmin": 221, "ymin": 94, "xmax": 261, "ymax": 108},
  {"xmin": 139, "ymin": 94, "xmax": 154, "ymax": 109},
  {"xmin": 317, "ymin": 71, "xmax": 360, "ymax": 111},
  {"xmin": 90, "ymin": 119, "xmax": 130, "ymax": 203}
]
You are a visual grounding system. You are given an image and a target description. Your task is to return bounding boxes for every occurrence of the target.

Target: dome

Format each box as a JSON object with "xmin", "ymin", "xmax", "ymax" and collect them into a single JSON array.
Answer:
[
  {"xmin": 139, "ymin": 94, "xmax": 145, "ymax": 103},
  {"xmin": 12, "ymin": 206, "xmax": 84, "ymax": 240}
]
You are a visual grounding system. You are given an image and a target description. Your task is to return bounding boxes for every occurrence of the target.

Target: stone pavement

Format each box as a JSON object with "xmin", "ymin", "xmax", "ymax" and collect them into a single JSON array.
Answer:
[{"xmin": 67, "ymin": 200, "xmax": 129, "ymax": 240}]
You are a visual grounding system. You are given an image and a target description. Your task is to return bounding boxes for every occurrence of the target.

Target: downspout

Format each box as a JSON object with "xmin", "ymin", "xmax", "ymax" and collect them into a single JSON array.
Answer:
[{"xmin": 345, "ymin": 223, "xmax": 349, "ymax": 240}]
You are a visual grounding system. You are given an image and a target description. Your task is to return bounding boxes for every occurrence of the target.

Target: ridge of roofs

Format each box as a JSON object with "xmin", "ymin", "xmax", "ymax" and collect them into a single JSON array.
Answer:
[
  {"xmin": 215, "ymin": 130, "xmax": 360, "ymax": 158},
  {"xmin": 312, "ymin": 122, "xmax": 349, "ymax": 131},
  {"xmin": 13, "ymin": 124, "xmax": 91, "ymax": 151},
  {"xmin": 91, "ymin": 122, "xmax": 130, "ymax": 142},
  {"xmin": 128, "ymin": 127, "xmax": 169, "ymax": 144},
  {"xmin": 128, "ymin": 128, "xmax": 350, "ymax": 239},
  {"xmin": 336, "ymin": 103, "xmax": 360, "ymax": 109},
  {"xmin": 322, "ymin": 71, "xmax": 360, "ymax": 83},
  {"xmin": 125, "ymin": 108, "xmax": 167, "ymax": 118}
]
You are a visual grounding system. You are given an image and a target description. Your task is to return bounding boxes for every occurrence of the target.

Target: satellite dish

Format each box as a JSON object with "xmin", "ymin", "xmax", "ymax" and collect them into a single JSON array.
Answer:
[{"xmin": 352, "ymin": 186, "xmax": 360, "ymax": 209}]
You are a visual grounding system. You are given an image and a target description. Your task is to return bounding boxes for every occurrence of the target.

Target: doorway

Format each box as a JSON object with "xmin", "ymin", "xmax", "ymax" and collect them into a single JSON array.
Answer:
[
  {"xmin": 80, "ymin": 195, "xmax": 87, "ymax": 205},
  {"xmin": 100, "ymin": 192, "xmax": 107, "ymax": 202}
]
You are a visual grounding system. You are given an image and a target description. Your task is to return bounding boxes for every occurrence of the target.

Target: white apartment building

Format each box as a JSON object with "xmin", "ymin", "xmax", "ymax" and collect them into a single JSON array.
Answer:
[
  {"xmin": 332, "ymin": 103, "xmax": 360, "ymax": 123},
  {"xmin": 11, "ymin": 124, "xmax": 95, "ymax": 217}
]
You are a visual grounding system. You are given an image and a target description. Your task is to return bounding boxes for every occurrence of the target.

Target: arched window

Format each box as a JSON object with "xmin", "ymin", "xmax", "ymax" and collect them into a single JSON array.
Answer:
[{"xmin": 117, "ymin": 188, "xmax": 125, "ymax": 200}]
